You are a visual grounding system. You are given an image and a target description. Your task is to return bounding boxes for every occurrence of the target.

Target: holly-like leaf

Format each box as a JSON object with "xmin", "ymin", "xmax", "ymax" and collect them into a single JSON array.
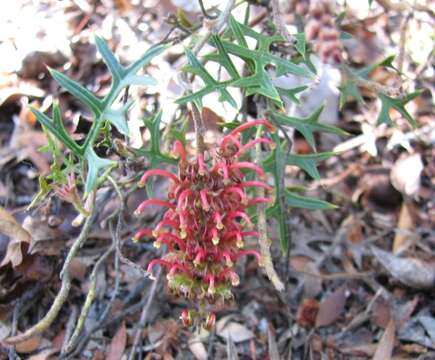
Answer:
[
  {"xmin": 31, "ymin": 104, "xmax": 82, "ymax": 156},
  {"xmin": 276, "ymin": 85, "xmax": 308, "ymax": 104},
  {"xmin": 263, "ymin": 135, "xmax": 290, "ymax": 252},
  {"xmin": 285, "ymin": 190, "xmax": 336, "ymax": 210},
  {"xmin": 103, "ymin": 101, "xmax": 133, "ymax": 136},
  {"xmin": 35, "ymin": 37, "xmax": 165, "ymax": 193},
  {"xmin": 139, "ymin": 111, "xmax": 177, "ymax": 167},
  {"xmin": 270, "ymin": 107, "xmax": 348, "ymax": 151},
  {"xmin": 339, "ymin": 80, "xmax": 364, "ymax": 108},
  {"xmin": 49, "ymin": 68, "xmax": 104, "ymax": 116},
  {"xmin": 181, "ymin": 17, "xmax": 312, "ymax": 107},
  {"xmin": 176, "ymin": 48, "xmax": 237, "ymax": 108},
  {"xmin": 84, "ymin": 148, "xmax": 115, "ymax": 193},
  {"xmin": 287, "ymin": 152, "xmax": 335, "ymax": 180},
  {"xmin": 377, "ymin": 91, "xmax": 423, "ymax": 128}
]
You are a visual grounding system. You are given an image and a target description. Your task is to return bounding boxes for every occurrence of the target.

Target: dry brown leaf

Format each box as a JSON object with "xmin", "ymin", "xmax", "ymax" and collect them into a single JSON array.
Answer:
[
  {"xmin": 371, "ymin": 297, "xmax": 391, "ymax": 329},
  {"xmin": 0, "ymin": 207, "xmax": 32, "ymax": 268},
  {"xmin": 15, "ymin": 335, "xmax": 41, "ymax": 353},
  {"xmin": 371, "ymin": 246, "xmax": 435, "ymax": 289},
  {"xmin": 390, "ymin": 154, "xmax": 423, "ymax": 197},
  {"xmin": 216, "ymin": 318, "xmax": 254, "ymax": 343},
  {"xmin": 107, "ymin": 321, "xmax": 127, "ymax": 360},
  {"xmin": 28, "ymin": 349, "xmax": 58, "ymax": 360},
  {"xmin": 393, "ymin": 202, "xmax": 415, "ymax": 254},
  {"xmin": 315, "ymin": 286, "xmax": 346, "ymax": 327},
  {"xmin": 113, "ymin": 0, "xmax": 132, "ymax": 13},
  {"xmin": 188, "ymin": 335, "xmax": 208, "ymax": 360},
  {"xmin": 267, "ymin": 326, "xmax": 280, "ymax": 360},
  {"xmin": 296, "ymin": 298, "xmax": 319, "ymax": 328},
  {"xmin": 373, "ymin": 319, "xmax": 396, "ymax": 360}
]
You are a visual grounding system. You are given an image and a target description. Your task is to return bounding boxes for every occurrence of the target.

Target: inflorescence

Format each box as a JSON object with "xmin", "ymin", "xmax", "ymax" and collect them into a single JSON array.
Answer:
[{"xmin": 134, "ymin": 119, "xmax": 275, "ymax": 327}]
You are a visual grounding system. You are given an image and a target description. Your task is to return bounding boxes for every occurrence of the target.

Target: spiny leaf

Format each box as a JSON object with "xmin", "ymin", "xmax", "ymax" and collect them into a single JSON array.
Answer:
[
  {"xmin": 276, "ymin": 86, "xmax": 308, "ymax": 104},
  {"xmin": 339, "ymin": 80, "xmax": 364, "ymax": 108},
  {"xmin": 103, "ymin": 101, "xmax": 133, "ymax": 136},
  {"xmin": 286, "ymin": 190, "xmax": 336, "ymax": 210},
  {"xmin": 84, "ymin": 148, "xmax": 115, "ymax": 193},
  {"xmin": 31, "ymin": 106, "xmax": 82, "ymax": 156},
  {"xmin": 49, "ymin": 68, "xmax": 103, "ymax": 116},
  {"xmin": 287, "ymin": 152, "xmax": 335, "ymax": 180},
  {"xmin": 95, "ymin": 36, "xmax": 124, "ymax": 82},
  {"xmin": 208, "ymin": 35, "xmax": 240, "ymax": 79},
  {"xmin": 176, "ymin": 48, "xmax": 237, "ymax": 108},
  {"xmin": 262, "ymin": 134, "xmax": 290, "ymax": 252},
  {"xmin": 377, "ymin": 91, "xmax": 423, "ymax": 128},
  {"xmin": 295, "ymin": 32, "xmax": 306, "ymax": 58},
  {"xmin": 270, "ymin": 107, "xmax": 348, "ymax": 151},
  {"xmin": 125, "ymin": 44, "xmax": 167, "ymax": 78},
  {"xmin": 122, "ymin": 74, "xmax": 157, "ymax": 87}
]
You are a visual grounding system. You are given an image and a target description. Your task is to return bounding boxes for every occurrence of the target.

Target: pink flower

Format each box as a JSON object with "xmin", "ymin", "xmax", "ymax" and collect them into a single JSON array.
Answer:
[{"xmin": 135, "ymin": 119, "xmax": 275, "ymax": 328}]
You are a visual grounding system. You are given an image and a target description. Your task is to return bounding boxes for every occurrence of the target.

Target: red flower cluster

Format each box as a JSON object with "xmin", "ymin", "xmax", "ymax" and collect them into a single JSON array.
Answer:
[{"xmin": 134, "ymin": 120, "xmax": 275, "ymax": 327}]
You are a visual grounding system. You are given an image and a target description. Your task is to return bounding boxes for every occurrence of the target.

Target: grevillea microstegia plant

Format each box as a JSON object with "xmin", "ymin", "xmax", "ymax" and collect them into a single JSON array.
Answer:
[{"xmin": 133, "ymin": 119, "xmax": 275, "ymax": 327}]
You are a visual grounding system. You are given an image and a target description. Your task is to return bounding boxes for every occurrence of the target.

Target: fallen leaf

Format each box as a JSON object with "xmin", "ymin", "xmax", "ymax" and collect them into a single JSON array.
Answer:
[
  {"xmin": 371, "ymin": 297, "xmax": 391, "ymax": 329},
  {"xmin": 188, "ymin": 335, "xmax": 208, "ymax": 360},
  {"xmin": 268, "ymin": 326, "xmax": 280, "ymax": 360},
  {"xmin": 390, "ymin": 154, "xmax": 423, "ymax": 197},
  {"xmin": 296, "ymin": 298, "xmax": 319, "ymax": 328},
  {"xmin": 393, "ymin": 202, "xmax": 415, "ymax": 254},
  {"xmin": 371, "ymin": 246, "xmax": 435, "ymax": 289},
  {"xmin": 0, "ymin": 207, "xmax": 32, "ymax": 268},
  {"xmin": 15, "ymin": 335, "xmax": 42, "ymax": 353},
  {"xmin": 226, "ymin": 334, "xmax": 239, "ymax": 360},
  {"xmin": 28, "ymin": 349, "xmax": 58, "ymax": 360},
  {"xmin": 107, "ymin": 322, "xmax": 127, "ymax": 360},
  {"xmin": 315, "ymin": 286, "xmax": 346, "ymax": 327},
  {"xmin": 217, "ymin": 319, "xmax": 254, "ymax": 343},
  {"xmin": 373, "ymin": 319, "xmax": 396, "ymax": 360}
]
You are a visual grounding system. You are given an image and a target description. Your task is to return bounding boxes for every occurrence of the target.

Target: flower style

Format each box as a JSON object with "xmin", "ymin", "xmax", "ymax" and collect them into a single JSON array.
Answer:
[{"xmin": 134, "ymin": 119, "xmax": 275, "ymax": 327}]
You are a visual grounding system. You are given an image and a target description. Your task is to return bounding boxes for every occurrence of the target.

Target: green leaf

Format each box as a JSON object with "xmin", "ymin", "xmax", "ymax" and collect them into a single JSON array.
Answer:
[
  {"xmin": 339, "ymin": 80, "xmax": 364, "ymax": 108},
  {"xmin": 176, "ymin": 48, "xmax": 237, "ymax": 108},
  {"xmin": 141, "ymin": 111, "xmax": 177, "ymax": 166},
  {"xmin": 122, "ymin": 74, "xmax": 157, "ymax": 86},
  {"xmin": 103, "ymin": 101, "xmax": 132, "ymax": 135},
  {"xmin": 276, "ymin": 85, "xmax": 308, "ymax": 104},
  {"xmin": 286, "ymin": 190, "xmax": 336, "ymax": 209},
  {"xmin": 295, "ymin": 32, "xmax": 306, "ymax": 58},
  {"xmin": 125, "ymin": 44, "xmax": 167, "ymax": 77},
  {"xmin": 287, "ymin": 152, "xmax": 335, "ymax": 180},
  {"xmin": 84, "ymin": 148, "xmax": 115, "ymax": 193},
  {"xmin": 262, "ymin": 134, "xmax": 290, "ymax": 252},
  {"xmin": 270, "ymin": 107, "xmax": 348, "ymax": 150},
  {"xmin": 49, "ymin": 68, "xmax": 103, "ymax": 116},
  {"xmin": 354, "ymin": 55, "xmax": 397, "ymax": 79},
  {"xmin": 31, "ymin": 105, "xmax": 82, "ymax": 156},
  {"xmin": 95, "ymin": 36, "xmax": 124, "ymax": 82},
  {"xmin": 377, "ymin": 90, "xmax": 423, "ymax": 128},
  {"xmin": 209, "ymin": 35, "xmax": 240, "ymax": 79}
]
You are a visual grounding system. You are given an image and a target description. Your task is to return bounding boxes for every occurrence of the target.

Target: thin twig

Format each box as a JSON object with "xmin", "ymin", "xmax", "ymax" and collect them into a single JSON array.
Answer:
[
  {"xmin": 128, "ymin": 268, "xmax": 162, "ymax": 360},
  {"xmin": 270, "ymin": 0, "xmax": 294, "ymax": 44},
  {"xmin": 108, "ymin": 176, "xmax": 150, "ymax": 278},
  {"xmin": 343, "ymin": 66, "xmax": 401, "ymax": 97},
  {"xmin": 62, "ymin": 244, "xmax": 114, "ymax": 353},
  {"xmin": 191, "ymin": 102, "xmax": 206, "ymax": 155},
  {"xmin": 198, "ymin": 0, "xmax": 219, "ymax": 20},
  {"xmin": 397, "ymin": 12, "xmax": 412, "ymax": 73},
  {"xmin": 5, "ymin": 192, "xmax": 97, "ymax": 344},
  {"xmin": 61, "ymin": 306, "xmax": 78, "ymax": 354},
  {"xmin": 255, "ymin": 126, "xmax": 285, "ymax": 292},
  {"xmin": 375, "ymin": 0, "xmax": 434, "ymax": 18},
  {"xmin": 192, "ymin": 0, "xmax": 236, "ymax": 56}
]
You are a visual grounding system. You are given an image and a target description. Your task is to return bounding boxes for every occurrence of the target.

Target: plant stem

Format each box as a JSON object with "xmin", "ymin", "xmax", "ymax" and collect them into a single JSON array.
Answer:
[{"xmin": 5, "ymin": 192, "xmax": 96, "ymax": 345}]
